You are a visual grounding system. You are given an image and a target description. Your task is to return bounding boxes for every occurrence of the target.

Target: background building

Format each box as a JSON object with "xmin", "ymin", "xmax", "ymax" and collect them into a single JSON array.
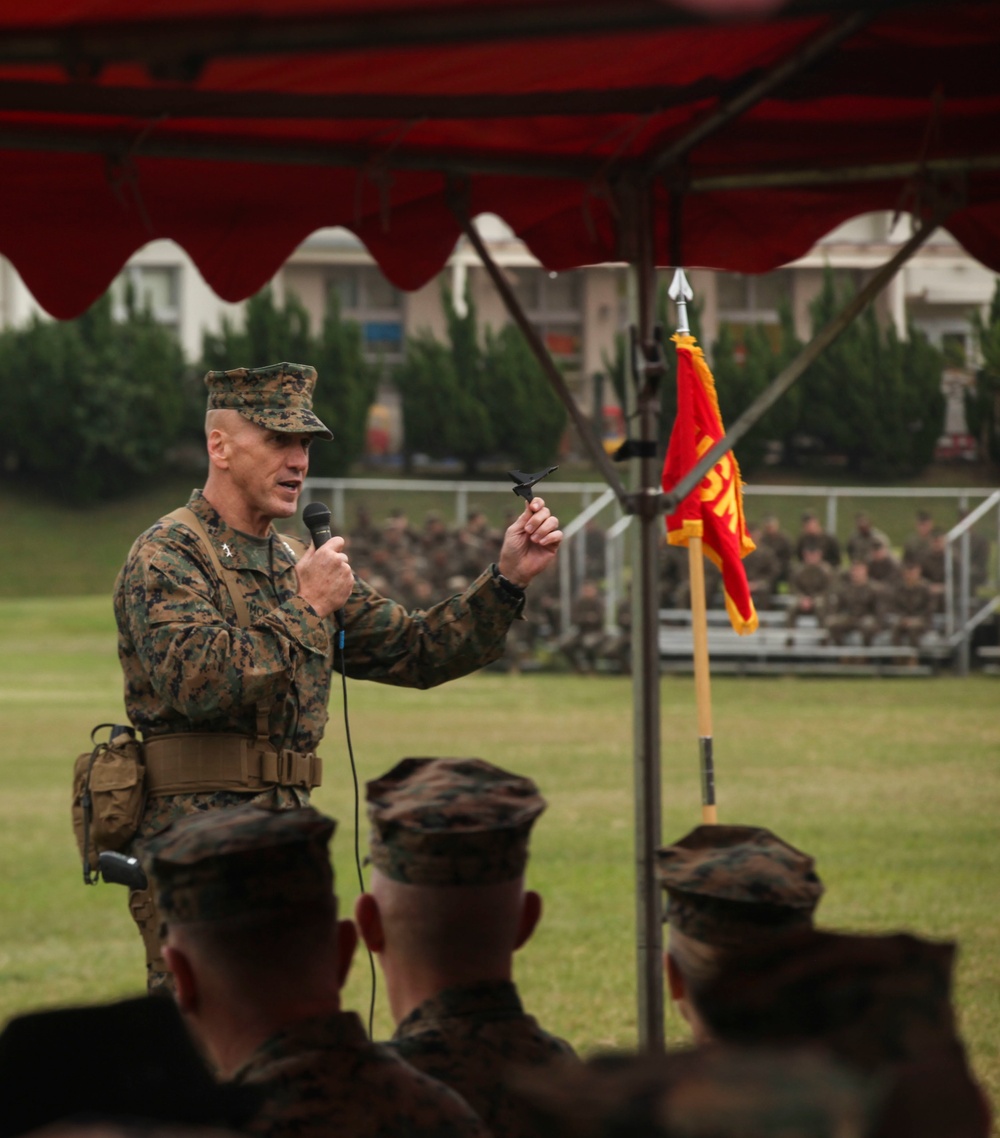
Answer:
[{"xmin": 1, "ymin": 211, "xmax": 995, "ymax": 458}]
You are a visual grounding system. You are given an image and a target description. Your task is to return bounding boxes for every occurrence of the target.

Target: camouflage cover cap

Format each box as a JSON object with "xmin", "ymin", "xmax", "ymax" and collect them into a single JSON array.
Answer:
[
  {"xmin": 655, "ymin": 824, "xmax": 823, "ymax": 947},
  {"xmin": 366, "ymin": 757, "xmax": 545, "ymax": 885},
  {"xmin": 143, "ymin": 804, "xmax": 336, "ymax": 924},
  {"xmin": 204, "ymin": 362, "xmax": 333, "ymax": 439}
]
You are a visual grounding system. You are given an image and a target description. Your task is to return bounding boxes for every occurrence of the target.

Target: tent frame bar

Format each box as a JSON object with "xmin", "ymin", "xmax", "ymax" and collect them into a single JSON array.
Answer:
[
  {"xmin": 457, "ymin": 213, "xmax": 630, "ymax": 505},
  {"xmin": 648, "ymin": 9, "xmax": 870, "ymax": 175},
  {"xmin": 0, "ymin": 122, "xmax": 996, "ymax": 194},
  {"xmin": 463, "ymin": 196, "xmax": 665, "ymax": 1049},
  {"xmin": 0, "ymin": 0, "xmax": 931, "ymax": 71}
]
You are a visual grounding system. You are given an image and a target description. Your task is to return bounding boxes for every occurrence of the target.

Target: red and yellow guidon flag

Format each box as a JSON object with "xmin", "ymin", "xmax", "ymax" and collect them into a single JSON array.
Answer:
[{"xmin": 661, "ymin": 333, "xmax": 759, "ymax": 635}]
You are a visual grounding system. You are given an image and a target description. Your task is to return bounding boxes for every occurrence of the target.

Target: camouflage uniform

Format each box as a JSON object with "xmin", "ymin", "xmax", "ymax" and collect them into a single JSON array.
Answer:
[
  {"xmin": 867, "ymin": 545, "xmax": 902, "ymax": 592},
  {"xmin": 233, "ymin": 1012, "xmax": 486, "ymax": 1138},
  {"xmin": 889, "ymin": 573, "xmax": 935, "ymax": 647},
  {"xmin": 0, "ymin": 996, "xmax": 261, "ymax": 1135},
  {"xmin": 742, "ymin": 539, "xmax": 779, "ymax": 611},
  {"xmin": 697, "ymin": 929, "xmax": 991, "ymax": 1138},
  {"xmin": 759, "ymin": 517, "xmax": 793, "ymax": 585},
  {"xmin": 823, "ymin": 573, "xmax": 884, "ymax": 646},
  {"xmin": 558, "ymin": 587, "xmax": 606, "ymax": 672},
  {"xmin": 513, "ymin": 1047, "xmax": 879, "ymax": 1138},
  {"xmin": 656, "ymin": 824, "xmax": 824, "ymax": 949},
  {"xmin": 143, "ymin": 805, "xmax": 486, "ymax": 1138},
  {"xmin": 391, "ymin": 980, "xmax": 576, "ymax": 1138},
  {"xmin": 366, "ymin": 758, "xmax": 577, "ymax": 1138},
  {"xmin": 115, "ymin": 364, "xmax": 524, "ymax": 988},
  {"xmin": 786, "ymin": 556, "xmax": 831, "ymax": 629}
]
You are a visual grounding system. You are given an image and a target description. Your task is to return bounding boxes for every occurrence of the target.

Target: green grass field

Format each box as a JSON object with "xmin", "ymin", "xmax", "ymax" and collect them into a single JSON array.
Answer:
[{"xmin": 0, "ymin": 596, "xmax": 997, "ymax": 1115}]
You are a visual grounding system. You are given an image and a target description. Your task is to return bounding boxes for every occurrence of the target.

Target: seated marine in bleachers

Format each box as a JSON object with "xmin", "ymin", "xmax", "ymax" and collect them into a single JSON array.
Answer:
[{"xmin": 823, "ymin": 560, "xmax": 884, "ymax": 647}]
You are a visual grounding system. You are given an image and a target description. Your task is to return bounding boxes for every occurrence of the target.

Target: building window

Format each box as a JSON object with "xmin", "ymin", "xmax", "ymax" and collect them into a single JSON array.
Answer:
[
  {"xmin": 506, "ymin": 268, "xmax": 583, "ymax": 373},
  {"xmin": 327, "ymin": 266, "xmax": 403, "ymax": 361},
  {"xmin": 717, "ymin": 270, "xmax": 791, "ymax": 354},
  {"xmin": 111, "ymin": 265, "xmax": 181, "ymax": 333}
]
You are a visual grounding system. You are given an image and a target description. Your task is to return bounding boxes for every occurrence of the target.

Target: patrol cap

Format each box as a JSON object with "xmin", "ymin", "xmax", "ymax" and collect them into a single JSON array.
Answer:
[
  {"xmin": 144, "ymin": 804, "xmax": 336, "ymax": 924},
  {"xmin": 204, "ymin": 361, "xmax": 333, "ymax": 440},
  {"xmin": 656, "ymin": 824, "xmax": 823, "ymax": 947},
  {"xmin": 366, "ymin": 757, "xmax": 545, "ymax": 886},
  {"xmin": 0, "ymin": 996, "xmax": 262, "ymax": 1137}
]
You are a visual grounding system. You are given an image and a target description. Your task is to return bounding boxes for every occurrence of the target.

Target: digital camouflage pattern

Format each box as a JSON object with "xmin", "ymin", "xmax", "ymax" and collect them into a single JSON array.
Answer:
[
  {"xmin": 233, "ymin": 1010, "xmax": 487, "ymax": 1138},
  {"xmin": 115, "ymin": 491, "xmax": 523, "ymax": 757},
  {"xmin": 390, "ymin": 980, "xmax": 577, "ymax": 1138},
  {"xmin": 511, "ymin": 1046, "xmax": 878, "ymax": 1138},
  {"xmin": 366, "ymin": 758, "xmax": 545, "ymax": 885},
  {"xmin": 115, "ymin": 491, "xmax": 523, "ymax": 987},
  {"xmin": 698, "ymin": 929, "xmax": 959, "ymax": 1066},
  {"xmin": 143, "ymin": 804, "xmax": 335, "ymax": 925},
  {"xmin": 204, "ymin": 362, "xmax": 333, "ymax": 439},
  {"xmin": 655, "ymin": 824, "xmax": 823, "ymax": 947},
  {"xmin": 697, "ymin": 930, "xmax": 992, "ymax": 1138}
]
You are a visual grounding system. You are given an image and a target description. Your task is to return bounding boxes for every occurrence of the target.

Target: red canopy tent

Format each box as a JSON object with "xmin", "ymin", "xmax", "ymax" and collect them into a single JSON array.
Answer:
[
  {"xmin": 2, "ymin": 0, "xmax": 997, "ymax": 1047},
  {"xmin": 0, "ymin": 1, "xmax": 997, "ymax": 317}
]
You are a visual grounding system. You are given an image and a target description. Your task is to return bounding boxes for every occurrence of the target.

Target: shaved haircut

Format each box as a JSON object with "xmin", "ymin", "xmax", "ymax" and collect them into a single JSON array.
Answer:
[
  {"xmin": 205, "ymin": 407, "xmax": 251, "ymax": 439},
  {"xmin": 373, "ymin": 873, "xmax": 525, "ymax": 977}
]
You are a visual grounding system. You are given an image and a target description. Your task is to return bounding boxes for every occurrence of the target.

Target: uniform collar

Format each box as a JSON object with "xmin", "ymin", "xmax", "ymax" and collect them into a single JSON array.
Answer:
[
  {"xmin": 188, "ymin": 490, "xmax": 298, "ymax": 573},
  {"xmin": 233, "ymin": 1011, "xmax": 367, "ymax": 1081},
  {"xmin": 394, "ymin": 980, "xmax": 524, "ymax": 1039}
]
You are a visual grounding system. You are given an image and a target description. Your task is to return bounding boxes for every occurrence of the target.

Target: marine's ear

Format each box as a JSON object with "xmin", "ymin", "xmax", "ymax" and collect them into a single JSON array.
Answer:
[
  {"xmin": 354, "ymin": 892, "xmax": 385, "ymax": 953},
  {"xmin": 514, "ymin": 889, "xmax": 542, "ymax": 951},
  {"xmin": 164, "ymin": 944, "xmax": 199, "ymax": 1014}
]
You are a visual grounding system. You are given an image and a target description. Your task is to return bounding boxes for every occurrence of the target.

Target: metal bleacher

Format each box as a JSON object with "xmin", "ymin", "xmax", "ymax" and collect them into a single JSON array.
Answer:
[{"xmin": 658, "ymin": 600, "xmax": 955, "ymax": 677}]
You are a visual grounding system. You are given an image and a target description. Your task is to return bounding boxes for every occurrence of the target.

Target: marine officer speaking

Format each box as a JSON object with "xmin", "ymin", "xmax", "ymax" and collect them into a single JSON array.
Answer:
[{"xmin": 113, "ymin": 362, "xmax": 563, "ymax": 989}]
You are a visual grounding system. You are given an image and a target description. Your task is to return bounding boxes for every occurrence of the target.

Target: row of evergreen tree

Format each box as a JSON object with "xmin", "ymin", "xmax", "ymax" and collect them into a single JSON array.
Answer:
[
  {"xmin": 606, "ymin": 269, "xmax": 952, "ymax": 480},
  {"xmin": 1, "ymin": 270, "xmax": 995, "ymax": 503}
]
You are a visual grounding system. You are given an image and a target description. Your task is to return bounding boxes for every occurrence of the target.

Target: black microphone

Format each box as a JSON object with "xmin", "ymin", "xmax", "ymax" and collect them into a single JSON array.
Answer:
[
  {"xmin": 302, "ymin": 502, "xmax": 346, "ymax": 633},
  {"xmin": 302, "ymin": 501, "xmax": 333, "ymax": 548}
]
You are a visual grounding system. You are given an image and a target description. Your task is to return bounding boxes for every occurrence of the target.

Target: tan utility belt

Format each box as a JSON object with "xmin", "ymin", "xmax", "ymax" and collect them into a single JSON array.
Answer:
[{"xmin": 144, "ymin": 733, "xmax": 322, "ymax": 796}]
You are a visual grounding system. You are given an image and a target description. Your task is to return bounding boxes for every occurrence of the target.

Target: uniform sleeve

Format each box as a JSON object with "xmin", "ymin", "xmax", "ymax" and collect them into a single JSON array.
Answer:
[
  {"xmin": 338, "ymin": 566, "xmax": 523, "ymax": 688},
  {"xmin": 117, "ymin": 530, "xmax": 331, "ymax": 721}
]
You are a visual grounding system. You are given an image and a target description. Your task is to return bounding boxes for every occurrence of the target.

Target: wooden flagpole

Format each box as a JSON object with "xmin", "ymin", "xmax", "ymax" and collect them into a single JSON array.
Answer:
[
  {"xmin": 669, "ymin": 269, "xmax": 717, "ymax": 826},
  {"xmin": 686, "ymin": 537, "xmax": 717, "ymax": 824}
]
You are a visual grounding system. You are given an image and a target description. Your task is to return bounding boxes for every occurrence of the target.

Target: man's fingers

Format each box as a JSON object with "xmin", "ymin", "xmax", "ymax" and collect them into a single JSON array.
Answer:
[
  {"xmin": 535, "ymin": 525, "xmax": 563, "ymax": 548},
  {"xmin": 530, "ymin": 515, "xmax": 561, "ymax": 544}
]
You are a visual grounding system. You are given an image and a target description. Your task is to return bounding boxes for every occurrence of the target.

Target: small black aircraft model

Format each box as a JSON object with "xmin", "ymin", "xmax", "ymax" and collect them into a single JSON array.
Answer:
[{"xmin": 507, "ymin": 466, "xmax": 558, "ymax": 502}]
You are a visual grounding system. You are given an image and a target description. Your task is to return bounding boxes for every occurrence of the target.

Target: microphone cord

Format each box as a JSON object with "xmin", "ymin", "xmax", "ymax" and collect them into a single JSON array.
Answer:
[{"xmin": 336, "ymin": 625, "xmax": 377, "ymax": 1039}]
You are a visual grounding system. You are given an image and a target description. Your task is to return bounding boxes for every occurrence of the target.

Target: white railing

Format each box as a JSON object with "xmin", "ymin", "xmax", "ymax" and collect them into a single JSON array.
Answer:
[{"xmin": 302, "ymin": 477, "xmax": 1000, "ymax": 669}]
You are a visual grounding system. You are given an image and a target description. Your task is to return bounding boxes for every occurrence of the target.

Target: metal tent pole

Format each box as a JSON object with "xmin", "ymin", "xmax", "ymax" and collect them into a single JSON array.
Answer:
[{"xmin": 629, "ymin": 182, "xmax": 665, "ymax": 1052}]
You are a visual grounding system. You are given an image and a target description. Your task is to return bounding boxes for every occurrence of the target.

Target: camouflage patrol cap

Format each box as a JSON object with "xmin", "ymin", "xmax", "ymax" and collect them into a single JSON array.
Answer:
[
  {"xmin": 366, "ymin": 757, "xmax": 545, "ymax": 885},
  {"xmin": 143, "ymin": 804, "xmax": 336, "ymax": 924},
  {"xmin": 204, "ymin": 361, "xmax": 333, "ymax": 439},
  {"xmin": 655, "ymin": 824, "xmax": 823, "ymax": 947}
]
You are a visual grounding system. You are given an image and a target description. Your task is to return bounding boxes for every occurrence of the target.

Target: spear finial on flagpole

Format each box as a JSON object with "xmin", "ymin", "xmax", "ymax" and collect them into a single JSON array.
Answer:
[
  {"xmin": 665, "ymin": 269, "xmax": 718, "ymax": 825},
  {"xmin": 668, "ymin": 267, "xmax": 694, "ymax": 335}
]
